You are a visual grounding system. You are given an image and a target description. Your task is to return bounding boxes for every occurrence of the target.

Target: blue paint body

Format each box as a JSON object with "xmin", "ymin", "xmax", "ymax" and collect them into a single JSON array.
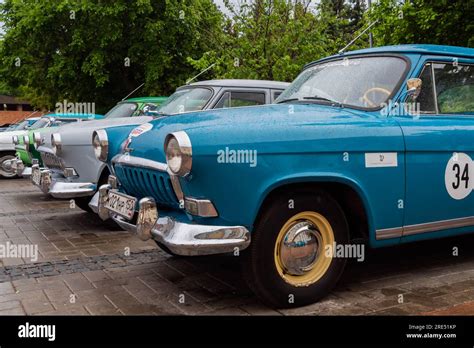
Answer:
[{"xmin": 105, "ymin": 45, "xmax": 474, "ymax": 248}]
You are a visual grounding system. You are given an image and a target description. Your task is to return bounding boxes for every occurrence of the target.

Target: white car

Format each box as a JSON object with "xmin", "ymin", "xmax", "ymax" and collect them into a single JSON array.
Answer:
[{"xmin": 0, "ymin": 117, "xmax": 41, "ymax": 178}]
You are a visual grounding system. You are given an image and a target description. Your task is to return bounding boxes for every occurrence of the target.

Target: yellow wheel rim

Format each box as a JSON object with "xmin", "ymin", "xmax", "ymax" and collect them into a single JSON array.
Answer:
[{"xmin": 274, "ymin": 211, "xmax": 335, "ymax": 287}]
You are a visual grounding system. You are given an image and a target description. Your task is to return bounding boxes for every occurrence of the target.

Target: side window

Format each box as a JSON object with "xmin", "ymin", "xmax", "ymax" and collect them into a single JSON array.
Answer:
[
  {"xmin": 272, "ymin": 91, "xmax": 282, "ymax": 102},
  {"xmin": 415, "ymin": 63, "xmax": 437, "ymax": 113},
  {"xmin": 214, "ymin": 91, "xmax": 266, "ymax": 109},
  {"xmin": 433, "ymin": 63, "xmax": 473, "ymax": 114}
]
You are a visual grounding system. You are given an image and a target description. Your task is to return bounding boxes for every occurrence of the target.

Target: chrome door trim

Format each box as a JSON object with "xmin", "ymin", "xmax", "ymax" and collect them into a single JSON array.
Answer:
[
  {"xmin": 375, "ymin": 227, "xmax": 404, "ymax": 240},
  {"xmin": 376, "ymin": 216, "xmax": 474, "ymax": 240}
]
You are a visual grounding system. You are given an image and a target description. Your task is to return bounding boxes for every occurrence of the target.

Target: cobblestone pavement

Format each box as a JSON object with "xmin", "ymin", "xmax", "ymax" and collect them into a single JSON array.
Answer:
[{"xmin": 0, "ymin": 178, "xmax": 473, "ymax": 315}]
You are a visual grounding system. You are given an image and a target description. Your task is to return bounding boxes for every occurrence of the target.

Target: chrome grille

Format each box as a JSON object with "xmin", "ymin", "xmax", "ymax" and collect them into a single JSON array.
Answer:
[
  {"xmin": 114, "ymin": 164, "xmax": 178, "ymax": 208},
  {"xmin": 40, "ymin": 152, "xmax": 64, "ymax": 169}
]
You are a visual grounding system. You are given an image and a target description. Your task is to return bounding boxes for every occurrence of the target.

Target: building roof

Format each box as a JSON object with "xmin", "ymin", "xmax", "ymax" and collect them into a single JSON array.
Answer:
[
  {"xmin": 0, "ymin": 95, "xmax": 30, "ymax": 105},
  {"xmin": 0, "ymin": 111, "xmax": 44, "ymax": 126},
  {"xmin": 187, "ymin": 79, "xmax": 290, "ymax": 89}
]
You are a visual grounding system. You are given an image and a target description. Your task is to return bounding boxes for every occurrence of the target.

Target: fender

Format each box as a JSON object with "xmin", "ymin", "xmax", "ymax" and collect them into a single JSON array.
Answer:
[{"xmin": 254, "ymin": 171, "xmax": 376, "ymax": 244}]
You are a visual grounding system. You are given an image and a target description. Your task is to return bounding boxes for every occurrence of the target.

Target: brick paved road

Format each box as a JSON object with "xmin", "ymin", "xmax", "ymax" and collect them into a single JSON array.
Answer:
[{"xmin": 0, "ymin": 178, "xmax": 473, "ymax": 315}]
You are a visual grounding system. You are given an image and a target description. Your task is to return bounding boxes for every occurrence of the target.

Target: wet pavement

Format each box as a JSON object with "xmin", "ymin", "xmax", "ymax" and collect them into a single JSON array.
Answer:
[{"xmin": 0, "ymin": 178, "xmax": 473, "ymax": 315}]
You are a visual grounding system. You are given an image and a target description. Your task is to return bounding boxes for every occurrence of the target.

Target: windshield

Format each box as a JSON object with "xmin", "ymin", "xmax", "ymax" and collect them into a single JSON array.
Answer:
[
  {"xmin": 157, "ymin": 87, "xmax": 212, "ymax": 114},
  {"xmin": 29, "ymin": 118, "xmax": 51, "ymax": 130},
  {"xmin": 276, "ymin": 56, "xmax": 407, "ymax": 109},
  {"xmin": 105, "ymin": 102, "xmax": 138, "ymax": 119},
  {"xmin": 52, "ymin": 118, "xmax": 79, "ymax": 127},
  {"xmin": 13, "ymin": 120, "xmax": 29, "ymax": 130}
]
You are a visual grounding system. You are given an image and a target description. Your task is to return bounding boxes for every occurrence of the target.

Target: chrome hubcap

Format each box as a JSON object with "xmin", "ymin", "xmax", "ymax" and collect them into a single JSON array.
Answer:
[
  {"xmin": 279, "ymin": 220, "xmax": 322, "ymax": 276},
  {"xmin": 0, "ymin": 156, "xmax": 16, "ymax": 177},
  {"xmin": 2, "ymin": 160, "xmax": 12, "ymax": 171}
]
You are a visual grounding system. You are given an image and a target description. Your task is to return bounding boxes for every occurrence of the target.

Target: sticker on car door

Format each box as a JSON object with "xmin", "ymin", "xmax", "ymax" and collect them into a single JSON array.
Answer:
[{"xmin": 445, "ymin": 152, "xmax": 472, "ymax": 200}]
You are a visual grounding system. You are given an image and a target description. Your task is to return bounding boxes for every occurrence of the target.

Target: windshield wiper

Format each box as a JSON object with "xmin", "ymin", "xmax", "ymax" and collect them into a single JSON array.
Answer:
[
  {"xmin": 303, "ymin": 96, "xmax": 343, "ymax": 107},
  {"xmin": 276, "ymin": 98, "xmax": 301, "ymax": 104}
]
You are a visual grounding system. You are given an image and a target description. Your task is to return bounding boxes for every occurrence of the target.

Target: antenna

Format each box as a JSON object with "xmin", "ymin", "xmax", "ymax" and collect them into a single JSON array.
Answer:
[
  {"xmin": 122, "ymin": 83, "xmax": 145, "ymax": 101},
  {"xmin": 338, "ymin": 20, "xmax": 379, "ymax": 55},
  {"xmin": 24, "ymin": 110, "xmax": 40, "ymax": 118},
  {"xmin": 186, "ymin": 63, "xmax": 216, "ymax": 85}
]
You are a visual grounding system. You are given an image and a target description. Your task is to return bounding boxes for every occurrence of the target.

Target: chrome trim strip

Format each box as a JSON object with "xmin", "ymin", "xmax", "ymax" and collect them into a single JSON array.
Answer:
[
  {"xmin": 376, "ymin": 216, "xmax": 474, "ymax": 240},
  {"xmin": 112, "ymin": 154, "xmax": 168, "ymax": 172},
  {"xmin": 403, "ymin": 216, "xmax": 474, "ymax": 236},
  {"xmin": 169, "ymin": 175, "xmax": 184, "ymax": 205},
  {"xmin": 375, "ymin": 227, "xmax": 403, "ymax": 240}
]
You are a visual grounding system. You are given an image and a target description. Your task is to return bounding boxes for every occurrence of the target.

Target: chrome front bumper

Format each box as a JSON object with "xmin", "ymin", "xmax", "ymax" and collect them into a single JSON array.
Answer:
[
  {"xmin": 21, "ymin": 167, "xmax": 32, "ymax": 178},
  {"xmin": 13, "ymin": 159, "xmax": 32, "ymax": 178},
  {"xmin": 31, "ymin": 165, "xmax": 52, "ymax": 194},
  {"xmin": 31, "ymin": 165, "xmax": 96, "ymax": 198},
  {"xmin": 99, "ymin": 186, "xmax": 250, "ymax": 256},
  {"xmin": 49, "ymin": 181, "xmax": 96, "ymax": 199}
]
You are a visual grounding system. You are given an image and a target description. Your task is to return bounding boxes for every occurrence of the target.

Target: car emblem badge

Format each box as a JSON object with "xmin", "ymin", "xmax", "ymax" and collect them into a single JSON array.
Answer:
[{"xmin": 123, "ymin": 137, "xmax": 133, "ymax": 153}]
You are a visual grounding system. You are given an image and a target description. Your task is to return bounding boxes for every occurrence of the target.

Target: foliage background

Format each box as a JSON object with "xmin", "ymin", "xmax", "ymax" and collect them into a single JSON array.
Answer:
[{"xmin": 0, "ymin": 0, "xmax": 472, "ymax": 113}]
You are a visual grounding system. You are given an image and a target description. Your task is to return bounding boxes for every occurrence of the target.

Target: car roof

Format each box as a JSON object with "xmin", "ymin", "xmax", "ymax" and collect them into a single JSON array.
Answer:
[
  {"xmin": 123, "ymin": 96, "xmax": 168, "ymax": 103},
  {"xmin": 186, "ymin": 79, "xmax": 290, "ymax": 90},
  {"xmin": 43, "ymin": 113, "xmax": 104, "ymax": 119},
  {"xmin": 306, "ymin": 44, "xmax": 474, "ymax": 68}
]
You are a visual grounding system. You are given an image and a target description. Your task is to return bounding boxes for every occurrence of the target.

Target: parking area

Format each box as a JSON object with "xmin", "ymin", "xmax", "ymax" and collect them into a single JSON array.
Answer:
[{"xmin": 0, "ymin": 178, "xmax": 473, "ymax": 315}]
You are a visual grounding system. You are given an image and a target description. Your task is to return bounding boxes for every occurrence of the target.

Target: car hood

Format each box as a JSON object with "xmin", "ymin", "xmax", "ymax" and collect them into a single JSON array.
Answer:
[
  {"xmin": 43, "ymin": 116, "xmax": 154, "ymax": 147},
  {"xmin": 125, "ymin": 103, "xmax": 383, "ymax": 162},
  {"xmin": 0, "ymin": 129, "xmax": 28, "ymax": 144}
]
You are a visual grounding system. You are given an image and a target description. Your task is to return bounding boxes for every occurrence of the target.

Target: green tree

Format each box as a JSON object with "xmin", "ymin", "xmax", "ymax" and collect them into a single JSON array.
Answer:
[
  {"xmin": 0, "ymin": 0, "xmax": 223, "ymax": 113},
  {"xmin": 188, "ymin": 0, "xmax": 331, "ymax": 82},
  {"xmin": 317, "ymin": 0, "xmax": 367, "ymax": 53},
  {"xmin": 368, "ymin": 0, "xmax": 474, "ymax": 48}
]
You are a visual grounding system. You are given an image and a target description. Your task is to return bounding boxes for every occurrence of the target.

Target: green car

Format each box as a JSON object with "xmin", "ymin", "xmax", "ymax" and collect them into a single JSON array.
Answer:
[{"xmin": 14, "ymin": 96, "xmax": 167, "ymax": 177}]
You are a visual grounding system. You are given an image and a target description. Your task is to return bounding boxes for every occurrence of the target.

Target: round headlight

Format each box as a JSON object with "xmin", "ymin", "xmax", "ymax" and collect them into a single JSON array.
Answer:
[
  {"xmin": 23, "ymin": 135, "xmax": 30, "ymax": 145},
  {"xmin": 164, "ymin": 131, "xmax": 192, "ymax": 177},
  {"xmin": 12, "ymin": 135, "xmax": 18, "ymax": 145},
  {"xmin": 33, "ymin": 132, "xmax": 42, "ymax": 149},
  {"xmin": 92, "ymin": 129, "xmax": 108, "ymax": 162},
  {"xmin": 51, "ymin": 133, "xmax": 62, "ymax": 155}
]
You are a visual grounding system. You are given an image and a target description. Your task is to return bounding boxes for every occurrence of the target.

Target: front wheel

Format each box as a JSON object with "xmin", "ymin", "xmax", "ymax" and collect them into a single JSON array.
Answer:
[
  {"xmin": 243, "ymin": 189, "xmax": 349, "ymax": 308},
  {"xmin": 0, "ymin": 154, "xmax": 18, "ymax": 178}
]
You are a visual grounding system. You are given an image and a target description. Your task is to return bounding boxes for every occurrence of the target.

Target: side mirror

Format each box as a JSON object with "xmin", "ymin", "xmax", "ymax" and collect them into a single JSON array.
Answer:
[
  {"xmin": 406, "ymin": 78, "xmax": 422, "ymax": 100},
  {"xmin": 142, "ymin": 103, "xmax": 160, "ymax": 116}
]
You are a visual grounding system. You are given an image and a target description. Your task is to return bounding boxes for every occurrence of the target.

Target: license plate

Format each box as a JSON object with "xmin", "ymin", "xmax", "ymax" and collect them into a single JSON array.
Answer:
[
  {"xmin": 105, "ymin": 191, "xmax": 137, "ymax": 220},
  {"xmin": 32, "ymin": 169, "xmax": 41, "ymax": 186}
]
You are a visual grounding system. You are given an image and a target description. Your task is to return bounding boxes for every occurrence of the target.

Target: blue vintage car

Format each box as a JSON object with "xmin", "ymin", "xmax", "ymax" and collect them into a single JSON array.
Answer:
[{"xmin": 95, "ymin": 45, "xmax": 474, "ymax": 307}]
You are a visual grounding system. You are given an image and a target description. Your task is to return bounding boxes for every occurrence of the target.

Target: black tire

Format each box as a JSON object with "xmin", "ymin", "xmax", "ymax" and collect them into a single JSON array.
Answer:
[
  {"xmin": 243, "ymin": 189, "xmax": 349, "ymax": 308},
  {"xmin": 73, "ymin": 196, "xmax": 94, "ymax": 213}
]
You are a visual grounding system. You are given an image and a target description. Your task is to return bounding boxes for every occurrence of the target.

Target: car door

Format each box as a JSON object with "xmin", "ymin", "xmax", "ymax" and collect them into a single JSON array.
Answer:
[
  {"xmin": 396, "ymin": 56, "xmax": 474, "ymax": 242},
  {"xmin": 212, "ymin": 88, "xmax": 268, "ymax": 109}
]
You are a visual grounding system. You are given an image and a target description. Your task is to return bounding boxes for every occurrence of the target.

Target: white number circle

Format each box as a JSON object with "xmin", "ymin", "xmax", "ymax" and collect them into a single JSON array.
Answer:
[{"xmin": 445, "ymin": 152, "xmax": 472, "ymax": 200}]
